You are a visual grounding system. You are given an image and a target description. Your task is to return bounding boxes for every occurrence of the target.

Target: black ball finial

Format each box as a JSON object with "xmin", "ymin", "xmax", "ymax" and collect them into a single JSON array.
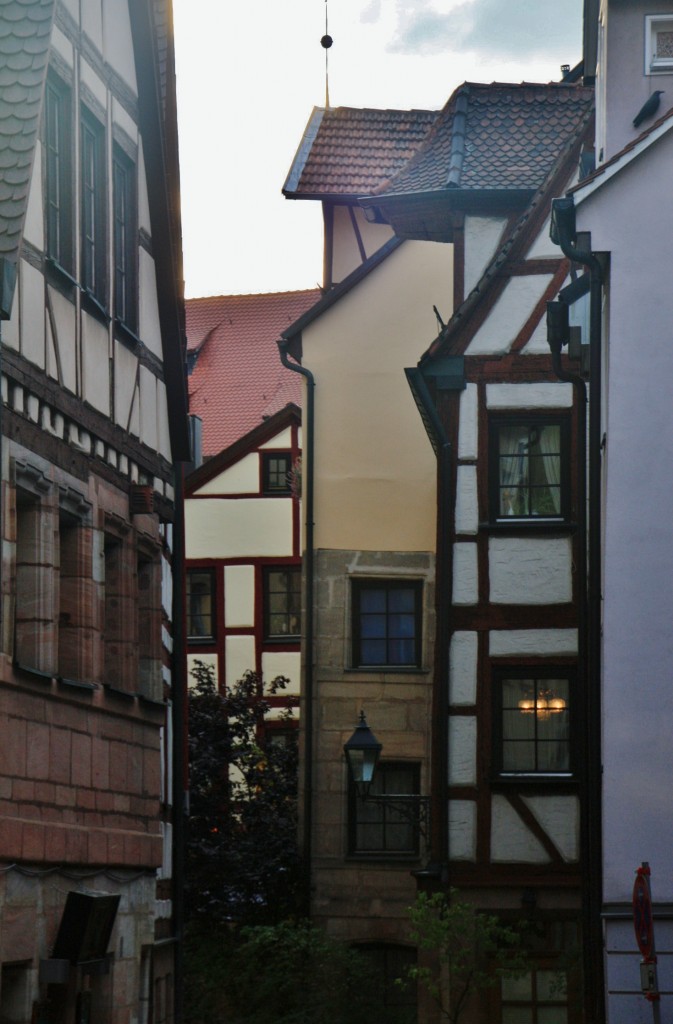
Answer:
[{"xmin": 321, "ymin": 34, "xmax": 333, "ymax": 48}]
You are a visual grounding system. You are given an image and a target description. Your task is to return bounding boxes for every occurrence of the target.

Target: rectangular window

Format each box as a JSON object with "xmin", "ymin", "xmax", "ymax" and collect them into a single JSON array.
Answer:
[
  {"xmin": 44, "ymin": 76, "xmax": 72, "ymax": 272},
  {"xmin": 646, "ymin": 15, "xmax": 673, "ymax": 72},
  {"xmin": 494, "ymin": 668, "xmax": 573, "ymax": 777},
  {"xmin": 264, "ymin": 566, "xmax": 301, "ymax": 639},
  {"xmin": 80, "ymin": 111, "xmax": 106, "ymax": 306},
  {"xmin": 490, "ymin": 416, "xmax": 569, "ymax": 522},
  {"xmin": 113, "ymin": 145, "xmax": 137, "ymax": 333},
  {"xmin": 349, "ymin": 762, "xmax": 420, "ymax": 856},
  {"xmin": 187, "ymin": 568, "xmax": 215, "ymax": 642},
  {"xmin": 352, "ymin": 579, "xmax": 422, "ymax": 668},
  {"xmin": 501, "ymin": 967, "xmax": 569, "ymax": 1024},
  {"xmin": 262, "ymin": 452, "xmax": 292, "ymax": 494}
]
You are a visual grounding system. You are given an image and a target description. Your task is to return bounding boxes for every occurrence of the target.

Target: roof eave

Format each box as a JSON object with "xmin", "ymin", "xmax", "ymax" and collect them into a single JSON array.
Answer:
[{"xmin": 361, "ymin": 188, "xmax": 535, "ymax": 242}]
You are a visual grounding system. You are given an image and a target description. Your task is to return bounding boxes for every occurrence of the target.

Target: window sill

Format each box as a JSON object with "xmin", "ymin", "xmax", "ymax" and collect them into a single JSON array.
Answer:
[
  {"xmin": 345, "ymin": 665, "xmax": 428, "ymax": 675},
  {"xmin": 264, "ymin": 636, "xmax": 301, "ymax": 645},
  {"xmin": 13, "ymin": 661, "xmax": 53, "ymax": 683},
  {"xmin": 114, "ymin": 318, "xmax": 140, "ymax": 349},
  {"xmin": 482, "ymin": 519, "xmax": 577, "ymax": 535},
  {"xmin": 103, "ymin": 683, "xmax": 135, "ymax": 701},
  {"xmin": 45, "ymin": 257, "xmax": 77, "ymax": 296},
  {"xmin": 187, "ymin": 636, "xmax": 216, "ymax": 646},
  {"xmin": 346, "ymin": 852, "xmax": 421, "ymax": 864},
  {"xmin": 81, "ymin": 288, "xmax": 109, "ymax": 325},
  {"xmin": 492, "ymin": 772, "xmax": 577, "ymax": 788},
  {"xmin": 58, "ymin": 676, "xmax": 97, "ymax": 692}
]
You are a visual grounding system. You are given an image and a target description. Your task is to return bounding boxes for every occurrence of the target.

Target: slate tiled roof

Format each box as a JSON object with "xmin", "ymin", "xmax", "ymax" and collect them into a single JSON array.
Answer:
[
  {"xmin": 371, "ymin": 82, "xmax": 595, "ymax": 199},
  {"xmin": 0, "ymin": 0, "xmax": 55, "ymax": 316},
  {"xmin": 186, "ymin": 289, "xmax": 321, "ymax": 456},
  {"xmin": 284, "ymin": 106, "xmax": 437, "ymax": 197}
]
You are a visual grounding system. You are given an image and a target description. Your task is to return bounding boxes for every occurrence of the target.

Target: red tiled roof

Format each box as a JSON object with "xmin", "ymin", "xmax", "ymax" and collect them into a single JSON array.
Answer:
[
  {"xmin": 284, "ymin": 106, "xmax": 437, "ymax": 197},
  {"xmin": 186, "ymin": 289, "xmax": 320, "ymax": 456},
  {"xmin": 372, "ymin": 82, "xmax": 595, "ymax": 198}
]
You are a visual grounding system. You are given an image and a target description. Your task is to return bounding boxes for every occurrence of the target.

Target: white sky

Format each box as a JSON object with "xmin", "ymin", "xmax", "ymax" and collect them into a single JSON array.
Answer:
[{"xmin": 173, "ymin": 0, "xmax": 583, "ymax": 299}]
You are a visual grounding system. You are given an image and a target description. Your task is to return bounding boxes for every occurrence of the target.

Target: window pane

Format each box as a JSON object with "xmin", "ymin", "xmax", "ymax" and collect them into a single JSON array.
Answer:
[
  {"xmin": 354, "ymin": 582, "xmax": 420, "ymax": 667},
  {"xmin": 361, "ymin": 638, "xmax": 386, "ymax": 663},
  {"xmin": 389, "ymin": 589, "xmax": 415, "ymax": 612},
  {"xmin": 538, "ymin": 1010, "xmax": 567, "ymax": 1024},
  {"xmin": 502, "ymin": 1010, "xmax": 533, "ymax": 1024},
  {"xmin": 187, "ymin": 572, "xmax": 213, "ymax": 638},
  {"xmin": 361, "ymin": 614, "xmax": 386, "ymax": 638},
  {"xmin": 502, "ymin": 975, "xmax": 532, "ymax": 1000},
  {"xmin": 361, "ymin": 589, "xmax": 386, "ymax": 612},
  {"xmin": 537, "ymin": 971, "xmax": 567, "ymax": 1002},
  {"xmin": 388, "ymin": 638, "xmax": 415, "ymax": 664},
  {"xmin": 496, "ymin": 421, "xmax": 564, "ymax": 519},
  {"xmin": 265, "ymin": 568, "xmax": 300, "ymax": 637}
]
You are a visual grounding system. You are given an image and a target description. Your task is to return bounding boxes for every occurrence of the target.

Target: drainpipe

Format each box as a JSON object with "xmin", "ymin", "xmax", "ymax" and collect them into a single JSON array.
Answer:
[
  {"xmin": 550, "ymin": 195, "xmax": 605, "ymax": 1024},
  {"xmin": 277, "ymin": 339, "xmax": 315, "ymax": 913}
]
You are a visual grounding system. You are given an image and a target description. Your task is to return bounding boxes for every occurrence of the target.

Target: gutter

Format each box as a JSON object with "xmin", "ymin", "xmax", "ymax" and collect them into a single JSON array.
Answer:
[
  {"xmin": 277, "ymin": 339, "xmax": 315, "ymax": 913},
  {"xmin": 549, "ymin": 195, "xmax": 605, "ymax": 1024}
]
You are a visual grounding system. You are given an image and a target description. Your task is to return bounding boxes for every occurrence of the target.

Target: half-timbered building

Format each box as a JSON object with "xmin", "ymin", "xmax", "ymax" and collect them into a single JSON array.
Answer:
[
  {"xmin": 0, "ymin": 2, "xmax": 188, "ymax": 1022},
  {"xmin": 281, "ymin": 80, "xmax": 595, "ymax": 1022}
]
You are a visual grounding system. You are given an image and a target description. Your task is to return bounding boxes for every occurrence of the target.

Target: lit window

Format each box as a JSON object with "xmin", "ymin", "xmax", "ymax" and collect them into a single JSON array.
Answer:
[
  {"xmin": 349, "ymin": 762, "xmax": 420, "ymax": 856},
  {"xmin": 187, "ymin": 569, "xmax": 215, "ymax": 642},
  {"xmin": 493, "ymin": 668, "xmax": 574, "ymax": 777},
  {"xmin": 264, "ymin": 567, "xmax": 301, "ymax": 639},
  {"xmin": 262, "ymin": 452, "xmax": 292, "ymax": 494},
  {"xmin": 352, "ymin": 580, "xmax": 422, "ymax": 668},
  {"xmin": 490, "ymin": 417, "xmax": 569, "ymax": 521}
]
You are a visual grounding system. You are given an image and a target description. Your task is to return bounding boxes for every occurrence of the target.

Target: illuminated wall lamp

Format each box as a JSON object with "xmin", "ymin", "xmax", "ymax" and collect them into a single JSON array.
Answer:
[{"xmin": 518, "ymin": 690, "xmax": 567, "ymax": 720}]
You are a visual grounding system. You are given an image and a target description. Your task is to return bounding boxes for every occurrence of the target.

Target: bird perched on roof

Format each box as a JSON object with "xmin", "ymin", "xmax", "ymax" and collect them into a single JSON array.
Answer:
[{"xmin": 633, "ymin": 90, "xmax": 664, "ymax": 128}]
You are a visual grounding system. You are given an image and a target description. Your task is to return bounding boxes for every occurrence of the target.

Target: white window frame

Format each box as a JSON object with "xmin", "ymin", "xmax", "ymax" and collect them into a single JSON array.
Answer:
[{"xmin": 645, "ymin": 15, "xmax": 673, "ymax": 74}]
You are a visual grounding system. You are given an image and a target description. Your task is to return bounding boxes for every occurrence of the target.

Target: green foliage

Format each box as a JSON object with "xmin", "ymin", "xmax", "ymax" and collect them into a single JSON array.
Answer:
[
  {"xmin": 402, "ymin": 890, "xmax": 527, "ymax": 1023},
  {"xmin": 184, "ymin": 920, "xmax": 382, "ymax": 1024},
  {"xmin": 186, "ymin": 660, "xmax": 301, "ymax": 925}
]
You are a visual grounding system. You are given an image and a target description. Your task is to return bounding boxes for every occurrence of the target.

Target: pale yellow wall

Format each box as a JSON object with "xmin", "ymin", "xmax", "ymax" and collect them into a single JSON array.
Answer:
[
  {"xmin": 225, "ymin": 635, "xmax": 257, "ymax": 687},
  {"xmin": 187, "ymin": 651, "xmax": 219, "ymax": 687},
  {"xmin": 331, "ymin": 205, "xmax": 396, "ymax": 284},
  {"xmin": 301, "ymin": 239, "xmax": 450, "ymax": 551},
  {"xmin": 195, "ymin": 454, "xmax": 259, "ymax": 495},
  {"xmin": 188, "ymin": 498, "xmax": 294, "ymax": 559},
  {"xmin": 225, "ymin": 565, "xmax": 255, "ymax": 627}
]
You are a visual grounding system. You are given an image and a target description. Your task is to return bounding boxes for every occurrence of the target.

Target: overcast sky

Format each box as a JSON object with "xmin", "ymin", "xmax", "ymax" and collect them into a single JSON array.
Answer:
[{"xmin": 173, "ymin": 0, "xmax": 583, "ymax": 298}]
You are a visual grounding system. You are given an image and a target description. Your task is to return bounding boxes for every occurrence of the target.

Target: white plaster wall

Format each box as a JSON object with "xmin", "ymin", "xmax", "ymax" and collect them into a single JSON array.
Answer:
[
  {"xmin": 112, "ymin": 97, "xmax": 137, "ymax": 142},
  {"xmin": 139, "ymin": 249, "xmax": 163, "ymax": 359},
  {"xmin": 157, "ymin": 384, "xmax": 171, "ymax": 461},
  {"xmin": 261, "ymin": 651, "xmax": 301, "ymax": 693},
  {"xmin": 448, "ymin": 800, "xmax": 477, "ymax": 860},
  {"xmin": 464, "ymin": 216, "xmax": 507, "ymax": 294},
  {"xmin": 491, "ymin": 795, "xmax": 549, "ymax": 863},
  {"xmin": 260, "ymin": 428, "xmax": 293, "ymax": 449},
  {"xmin": 102, "ymin": 0, "xmax": 137, "ymax": 90},
  {"xmin": 23, "ymin": 144, "xmax": 43, "ymax": 251},
  {"xmin": 50, "ymin": 24, "xmax": 74, "ymax": 66},
  {"xmin": 575, "ymin": 127, "xmax": 673, "ymax": 905},
  {"xmin": 489, "ymin": 537, "xmax": 573, "ymax": 605},
  {"xmin": 20, "ymin": 262, "xmax": 45, "ymax": 370},
  {"xmin": 114, "ymin": 340, "xmax": 138, "ymax": 432},
  {"xmin": 452, "ymin": 542, "xmax": 478, "ymax": 605},
  {"xmin": 139, "ymin": 364, "xmax": 159, "ymax": 452},
  {"xmin": 522, "ymin": 313, "xmax": 554, "ymax": 355},
  {"xmin": 188, "ymin": 499, "xmax": 293, "ymax": 559},
  {"xmin": 224, "ymin": 565, "xmax": 255, "ymax": 627},
  {"xmin": 226, "ymin": 635, "xmax": 256, "ymax": 687},
  {"xmin": 458, "ymin": 383, "xmax": 478, "ymax": 460},
  {"xmin": 455, "ymin": 465, "xmax": 478, "ymax": 535},
  {"xmin": 48, "ymin": 287, "xmax": 77, "ymax": 392},
  {"xmin": 138, "ymin": 141, "xmax": 151, "ymax": 236},
  {"xmin": 331, "ymin": 204, "xmax": 398, "ymax": 284},
  {"xmin": 466, "ymin": 276, "xmax": 555, "ymax": 355},
  {"xmin": 449, "ymin": 631, "xmax": 478, "ymax": 705},
  {"xmin": 489, "ymin": 629, "xmax": 578, "ymax": 657},
  {"xmin": 525, "ymin": 215, "xmax": 560, "ymax": 259},
  {"xmin": 80, "ymin": 58, "xmax": 107, "ymax": 110},
  {"xmin": 522, "ymin": 795, "xmax": 579, "ymax": 862},
  {"xmin": 82, "ymin": 0, "xmax": 103, "ymax": 51},
  {"xmin": 448, "ymin": 717, "xmax": 476, "ymax": 785},
  {"xmin": 187, "ymin": 652, "xmax": 218, "ymax": 687},
  {"xmin": 486, "ymin": 382, "xmax": 573, "ymax": 409},
  {"xmin": 82, "ymin": 315, "xmax": 109, "ymax": 414},
  {"xmin": 195, "ymin": 455, "xmax": 260, "ymax": 495}
]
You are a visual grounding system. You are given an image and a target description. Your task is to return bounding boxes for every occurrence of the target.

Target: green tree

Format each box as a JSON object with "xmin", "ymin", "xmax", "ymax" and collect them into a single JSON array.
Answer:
[
  {"xmin": 402, "ymin": 890, "xmax": 527, "ymax": 1023},
  {"xmin": 186, "ymin": 660, "xmax": 301, "ymax": 925}
]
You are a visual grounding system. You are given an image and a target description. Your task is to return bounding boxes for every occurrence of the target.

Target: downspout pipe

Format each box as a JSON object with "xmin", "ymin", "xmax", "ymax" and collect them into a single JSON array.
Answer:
[
  {"xmin": 277, "ymin": 339, "xmax": 315, "ymax": 914},
  {"xmin": 550, "ymin": 195, "xmax": 604, "ymax": 1024}
]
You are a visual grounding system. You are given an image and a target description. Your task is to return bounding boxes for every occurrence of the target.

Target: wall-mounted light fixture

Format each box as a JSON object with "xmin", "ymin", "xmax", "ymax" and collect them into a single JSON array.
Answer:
[
  {"xmin": 343, "ymin": 711, "xmax": 430, "ymax": 839},
  {"xmin": 518, "ymin": 688, "xmax": 567, "ymax": 719}
]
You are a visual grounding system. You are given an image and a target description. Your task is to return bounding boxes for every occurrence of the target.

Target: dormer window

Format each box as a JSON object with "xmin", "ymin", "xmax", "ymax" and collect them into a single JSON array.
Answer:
[{"xmin": 646, "ymin": 15, "xmax": 673, "ymax": 73}]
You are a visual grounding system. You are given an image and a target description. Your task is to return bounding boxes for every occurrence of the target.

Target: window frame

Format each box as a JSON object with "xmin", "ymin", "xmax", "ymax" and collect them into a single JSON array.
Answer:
[
  {"xmin": 492, "ymin": 665, "xmax": 577, "ymax": 782},
  {"xmin": 645, "ymin": 15, "xmax": 673, "ymax": 73},
  {"xmin": 186, "ymin": 567, "xmax": 216, "ymax": 644},
  {"xmin": 348, "ymin": 761, "xmax": 421, "ymax": 858},
  {"xmin": 262, "ymin": 451, "xmax": 292, "ymax": 495},
  {"xmin": 351, "ymin": 578, "xmax": 423, "ymax": 669},
  {"xmin": 488, "ymin": 413, "xmax": 571, "ymax": 525},
  {"xmin": 263, "ymin": 565, "xmax": 301, "ymax": 642},
  {"xmin": 80, "ymin": 108, "xmax": 107, "ymax": 312},
  {"xmin": 112, "ymin": 143, "xmax": 138, "ymax": 337},
  {"xmin": 44, "ymin": 74, "xmax": 73, "ymax": 276}
]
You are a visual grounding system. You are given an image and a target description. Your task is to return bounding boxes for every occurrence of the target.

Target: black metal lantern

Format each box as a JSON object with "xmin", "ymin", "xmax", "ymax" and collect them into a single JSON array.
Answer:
[{"xmin": 343, "ymin": 711, "xmax": 382, "ymax": 797}]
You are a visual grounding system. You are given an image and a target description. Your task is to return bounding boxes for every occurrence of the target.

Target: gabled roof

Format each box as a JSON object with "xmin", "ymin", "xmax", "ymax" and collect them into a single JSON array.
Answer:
[
  {"xmin": 185, "ymin": 402, "xmax": 300, "ymax": 496},
  {"xmin": 186, "ymin": 289, "xmax": 320, "ymax": 457},
  {"xmin": 283, "ymin": 105, "xmax": 437, "ymax": 199},
  {"xmin": 362, "ymin": 82, "xmax": 594, "ymax": 240},
  {"xmin": 0, "ymin": 0, "xmax": 56, "ymax": 318}
]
